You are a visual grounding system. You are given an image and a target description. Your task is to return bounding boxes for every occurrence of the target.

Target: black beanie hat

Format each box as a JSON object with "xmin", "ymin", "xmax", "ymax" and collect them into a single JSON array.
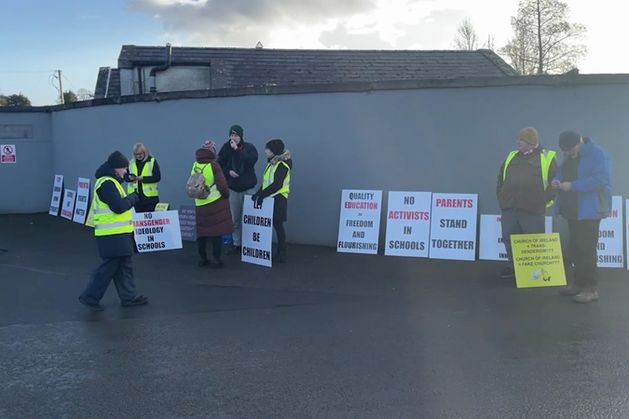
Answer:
[
  {"xmin": 559, "ymin": 130, "xmax": 581, "ymax": 151},
  {"xmin": 107, "ymin": 150, "xmax": 129, "ymax": 169},
  {"xmin": 266, "ymin": 139, "xmax": 285, "ymax": 156},
  {"xmin": 229, "ymin": 125, "xmax": 244, "ymax": 139}
]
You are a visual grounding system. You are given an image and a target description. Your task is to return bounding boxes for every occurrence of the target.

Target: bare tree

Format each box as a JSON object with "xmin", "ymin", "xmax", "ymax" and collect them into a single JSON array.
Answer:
[
  {"xmin": 76, "ymin": 88, "xmax": 94, "ymax": 101},
  {"xmin": 453, "ymin": 18, "xmax": 479, "ymax": 51},
  {"xmin": 500, "ymin": 0, "xmax": 587, "ymax": 75}
]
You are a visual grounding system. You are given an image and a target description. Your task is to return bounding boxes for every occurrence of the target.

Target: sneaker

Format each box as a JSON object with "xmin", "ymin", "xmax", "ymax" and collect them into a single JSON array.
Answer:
[
  {"xmin": 499, "ymin": 266, "xmax": 515, "ymax": 279},
  {"xmin": 78, "ymin": 296, "xmax": 104, "ymax": 312},
  {"xmin": 121, "ymin": 295, "xmax": 149, "ymax": 307},
  {"xmin": 573, "ymin": 289, "xmax": 599, "ymax": 304},
  {"xmin": 559, "ymin": 285, "xmax": 580, "ymax": 297}
]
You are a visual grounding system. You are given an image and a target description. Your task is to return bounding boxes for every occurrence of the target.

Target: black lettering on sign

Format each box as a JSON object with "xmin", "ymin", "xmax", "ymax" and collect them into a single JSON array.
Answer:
[
  {"xmin": 403, "ymin": 196, "xmax": 415, "ymax": 205},
  {"xmin": 352, "ymin": 231, "xmax": 365, "ymax": 238},
  {"xmin": 403, "ymin": 226, "xmax": 412, "ymax": 235},
  {"xmin": 253, "ymin": 232, "xmax": 260, "ymax": 242},
  {"xmin": 148, "ymin": 235, "xmax": 155, "ymax": 242}
]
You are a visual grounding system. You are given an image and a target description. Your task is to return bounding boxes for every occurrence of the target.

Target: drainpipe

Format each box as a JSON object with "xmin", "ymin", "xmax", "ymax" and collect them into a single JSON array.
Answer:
[{"xmin": 149, "ymin": 43, "xmax": 172, "ymax": 93}]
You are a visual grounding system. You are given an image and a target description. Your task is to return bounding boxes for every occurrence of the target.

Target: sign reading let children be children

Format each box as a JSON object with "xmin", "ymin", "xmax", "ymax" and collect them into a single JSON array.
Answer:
[{"xmin": 511, "ymin": 233, "xmax": 566, "ymax": 288}]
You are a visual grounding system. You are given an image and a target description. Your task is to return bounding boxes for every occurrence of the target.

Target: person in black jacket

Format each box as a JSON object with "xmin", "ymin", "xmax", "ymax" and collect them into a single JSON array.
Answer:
[
  {"xmin": 252, "ymin": 139, "xmax": 292, "ymax": 263},
  {"xmin": 78, "ymin": 151, "xmax": 148, "ymax": 312},
  {"xmin": 218, "ymin": 125, "xmax": 258, "ymax": 254}
]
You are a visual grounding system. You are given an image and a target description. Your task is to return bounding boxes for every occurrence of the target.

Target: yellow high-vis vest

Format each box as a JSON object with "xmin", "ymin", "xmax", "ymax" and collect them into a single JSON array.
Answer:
[
  {"xmin": 93, "ymin": 176, "xmax": 134, "ymax": 237},
  {"xmin": 503, "ymin": 149, "xmax": 557, "ymax": 208},
  {"xmin": 262, "ymin": 161, "xmax": 290, "ymax": 199},
  {"xmin": 128, "ymin": 158, "xmax": 159, "ymax": 197},
  {"xmin": 191, "ymin": 162, "xmax": 222, "ymax": 206}
]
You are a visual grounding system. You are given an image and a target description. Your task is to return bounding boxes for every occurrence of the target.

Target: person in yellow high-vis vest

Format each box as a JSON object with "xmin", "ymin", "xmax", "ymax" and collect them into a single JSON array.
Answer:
[
  {"xmin": 127, "ymin": 142, "xmax": 161, "ymax": 212},
  {"xmin": 496, "ymin": 127, "xmax": 558, "ymax": 279},
  {"xmin": 79, "ymin": 151, "xmax": 148, "ymax": 312},
  {"xmin": 252, "ymin": 139, "xmax": 292, "ymax": 263}
]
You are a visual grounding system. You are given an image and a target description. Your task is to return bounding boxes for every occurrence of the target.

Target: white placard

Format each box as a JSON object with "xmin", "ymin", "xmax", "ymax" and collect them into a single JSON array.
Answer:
[
  {"xmin": 337, "ymin": 190, "xmax": 383, "ymax": 254},
  {"xmin": 178, "ymin": 205, "xmax": 197, "ymax": 242},
  {"xmin": 241, "ymin": 196, "xmax": 274, "ymax": 267},
  {"xmin": 597, "ymin": 196, "xmax": 623, "ymax": 268},
  {"xmin": 429, "ymin": 193, "xmax": 478, "ymax": 261},
  {"xmin": 49, "ymin": 174, "xmax": 64, "ymax": 216},
  {"xmin": 479, "ymin": 214, "xmax": 553, "ymax": 261},
  {"xmin": 60, "ymin": 189, "xmax": 76, "ymax": 220},
  {"xmin": 72, "ymin": 177, "xmax": 91, "ymax": 224},
  {"xmin": 1, "ymin": 144, "xmax": 16, "ymax": 163},
  {"xmin": 384, "ymin": 191, "xmax": 432, "ymax": 257},
  {"xmin": 133, "ymin": 210, "xmax": 183, "ymax": 253}
]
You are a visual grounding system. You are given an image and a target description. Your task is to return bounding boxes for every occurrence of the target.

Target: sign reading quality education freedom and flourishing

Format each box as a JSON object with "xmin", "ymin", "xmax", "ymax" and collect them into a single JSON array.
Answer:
[
  {"xmin": 72, "ymin": 177, "xmax": 91, "ymax": 224},
  {"xmin": 241, "ymin": 196, "xmax": 274, "ymax": 267},
  {"xmin": 49, "ymin": 175, "xmax": 64, "ymax": 216},
  {"xmin": 337, "ymin": 190, "xmax": 383, "ymax": 255},
  {"xmin": 60, "ymin": 189, "xmax": 76, "ymax": 220},
  {"xmin": 429, "ymin": 193, "xmax": 478, "ymax": 261},
  {"xmin": 597, "ymin": 196, "xmax": 624, "ymax": 268},
  {"xmin": 511, "ymin": 233, "xmax": 566, "ymax": 288},
  {"xmin": 133, "ymin": 210, "xmax": 182, "ymax": 253},
  {"xmin": 384, "ymin": 191, "xmax": 432, "ymax": 257},
  {"xmin": 479, "ymin": 215, "xmax": 553, "ymax": 261}
]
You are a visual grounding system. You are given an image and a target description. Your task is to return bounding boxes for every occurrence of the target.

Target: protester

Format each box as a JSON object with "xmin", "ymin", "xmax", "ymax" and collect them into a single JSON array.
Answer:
[
  {"xmin": 78, "ymin": 151, "xmax": 148, "ymax": 311},
  {"xmin": 252, "ymin": 139, "xmax": 292, "ymax": 263},
  {"xmin": 552, "ymin": 131, "xmax": 612, "ymax": 303},
  {"xmin": 127, "ymin": 142, "xmax": 161, "ymax": 212},
  {"xmin": 218, "ymin": 125, "xmax": 258, "ymax": 254},
  {"xmin": 192, "ymin": 140, "xmax": 233, "ymax": 268},
  {"xmin": 496, "ymin": 127, "xmax": 558, "ymax": 279}
]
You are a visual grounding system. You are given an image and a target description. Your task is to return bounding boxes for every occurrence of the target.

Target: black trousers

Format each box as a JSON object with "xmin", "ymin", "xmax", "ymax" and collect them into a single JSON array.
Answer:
[
  {"xmin": 566, "ymin": 219, "xmax": 601, "ymax": 289},
  {"xmin": 197, "ymin": 236, "xmax": 223, "ymax": 261},
  {"xmin": 501, "ymin": 209, "xmax": 546, "ymax": 261},
  {"xmin": 274, "ymin": 220, "xmax": 286, "ymax": 253}
]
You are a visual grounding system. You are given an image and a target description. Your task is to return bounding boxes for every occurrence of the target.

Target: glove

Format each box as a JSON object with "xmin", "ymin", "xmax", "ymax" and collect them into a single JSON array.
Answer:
[
  {"xmin": 127, "ymin": 192, "xmax": 140, "ymax": 206},
  {"xmin": 251, "ymin": 192, "xmax": 264, "ymax": 206}
]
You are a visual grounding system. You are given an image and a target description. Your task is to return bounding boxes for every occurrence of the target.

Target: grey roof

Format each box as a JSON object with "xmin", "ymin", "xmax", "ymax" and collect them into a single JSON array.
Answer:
[
  {"xmin": 94, "ymin": 67, "xmax": 120, "ymax": 99},
  {"xmin": 96, "ymin": 45, "xmax": 517, "ymax": 98}
]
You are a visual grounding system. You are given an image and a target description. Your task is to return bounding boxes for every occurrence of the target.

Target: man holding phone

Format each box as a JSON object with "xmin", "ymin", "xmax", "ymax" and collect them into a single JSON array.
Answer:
[{"xmin": 218, "ymin": 124, "xmax": 259, "ymax": 255}]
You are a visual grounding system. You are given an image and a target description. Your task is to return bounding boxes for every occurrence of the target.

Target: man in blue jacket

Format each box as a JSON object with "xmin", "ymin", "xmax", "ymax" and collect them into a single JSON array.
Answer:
[{"xmin": 552, "ymin": 131, "xmax": 612, "ymax": 304}]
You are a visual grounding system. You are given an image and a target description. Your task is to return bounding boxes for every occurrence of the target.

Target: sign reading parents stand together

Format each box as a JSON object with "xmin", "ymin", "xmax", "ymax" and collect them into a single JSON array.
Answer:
[
  {"xmin": 384, "ymin": 191, "xmax": 432, "ymax": 257},
  {"xmin": 337, "ymin": 190, "xmax": 383, "ymax": 255},
  {"xmin": 429, "ymin": 193, "xmax": 478, "ymax": 261},
  {"xmin": 72, "ymin": 177, "xmax": 91, "ymax": 224},
  {"xmin": 511, "ymin": 233, "xmax": 566, "ymax": 288},
  {"xmin": 241, "ymin": 196, "xmax": 274, "ymax": 267},
  {"xmin": 60, "ymin": 189, "xmax": 76, "ymax": 220},
  {"xmin": 49, "ymin": 175, "xmax": 64, "ymax": 216},
  {"xmin": 133, "ymin": 210, "xmax": 182, "ymax": 253},
  {"xmin": 597, "ymin": 196, "xmax": 623, "ymax": 268},
  {"xmin": 479, "ymin": 215, "xmax": 553, "ymax": 261}
]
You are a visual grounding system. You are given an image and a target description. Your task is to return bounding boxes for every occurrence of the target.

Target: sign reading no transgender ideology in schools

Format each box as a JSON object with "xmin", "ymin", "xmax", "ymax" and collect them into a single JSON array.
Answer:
[
  {"xmin": 72, "ymin": 177, "xmax": 91, "ymax": 224},
  {"xmin": 1, "ymin": 144, "xmax": 16, "ymax": 163},
  {"xmin": 597, "ymin": 196, "xmax": 624, "ymax": 268},
  {"xmin": 60, "ymin": 189, "xmax": 76, "ymax": 220},
  {"xmin": 49, "ymin": 175, "xmax": 64, "ymax": 216},
  {"xmin": 133, "ymin": 210, "xmax": 182, "ymax": 253},
  {"xmin": 479, "ymin": 215, "xmax": 553, "ymax": 261},
  {"xmin": 429, "ymin": 193, "xmax": 478, "ymax": 261},
  {"xmin": 384, "ymin": 191, "xmax": 432, "ymax": 257},
  {"xmin": 337, "ymin": 190, "xmax": 383, "ymax": 255},
  {"xmin": 241, "ymin": 196, "xmax": 274, "ymax": 267},
  {"xmin": 511, "ymin": 233, "xmax": 566, "ymax": 288}
]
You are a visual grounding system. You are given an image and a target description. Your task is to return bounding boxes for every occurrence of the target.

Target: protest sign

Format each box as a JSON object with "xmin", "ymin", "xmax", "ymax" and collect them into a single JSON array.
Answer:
[
  {"xmin": 60, "ymin": 189, "xmax": 76, "ymax": 220},
  {"xmin": 512, "ymin": 233, "xmax": 566, "ymax": 288},
  {"xmin": 384, "ymin": 191, "xmax": 432, "ymax": 257},
  {"xmin": 337, "ymin": 190, "xmax": 382, "ymax": 255},
  {"xmin": 72, "ymin": 177, "xmax": 91, "ymax": 224},
  {"xmin": 597, "ymin": 196, "xmax": 623, "ymax": 268},
  {"xmin": 429, "ymin": 193, "xmax": 478, "ymax": 261},
  {"xmin": 241, "ymin": 196, "xmax": 274, "ymax": 267},
  {"xmin": 1, "ymin": 144, "xmax": 16, "ymax": 163},
  {"xmin": 133, "ymin": 210, "xmax": 182, "ymax": 253},
  {"xmin": 178, "ymin": 205, "xmax": 196, "ymax": 241},
  {"xmin": 49, "ymin": 175, "xmax": 64, "ymax": 216},
  {"xmin": 479, "ymin": 215, "xmax": 553, "ymax": 261},
  {"xmin": 155, "ymin": 202, "xmax": 170, "ymax": 211}
]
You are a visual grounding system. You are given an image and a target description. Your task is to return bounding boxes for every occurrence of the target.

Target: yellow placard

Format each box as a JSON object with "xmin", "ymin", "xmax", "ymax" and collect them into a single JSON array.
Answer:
[
  {"xmin": 85, "ymin": 205, "xmax": 95, "ymax": 228},
  {"xmin": 155, "ymin": 202, "xmax": 170, "ymax": 211},
  {"xmin": 511, "ymin": 233, "xmax": 566, "ymax": 288}
]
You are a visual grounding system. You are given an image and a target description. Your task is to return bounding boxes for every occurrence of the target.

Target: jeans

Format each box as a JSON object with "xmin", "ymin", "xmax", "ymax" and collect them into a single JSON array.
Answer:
[
  {"xmin": 567, "ymin": 219, "xmax": 601, "ymax": 289},
  {"xmin": 197, "ymin": 236, "xmax": 223, "ymax": 261},
  {"xmin": 229, "ymin": 189, "xmax": 254, "ymax": 247},
  {"xmin": 501, "ymin": 209, "xmax": 546, "ymax": 261},
  {"xmin": 80, "ymin": 256, "xmax": 136, "ymax": 304}
]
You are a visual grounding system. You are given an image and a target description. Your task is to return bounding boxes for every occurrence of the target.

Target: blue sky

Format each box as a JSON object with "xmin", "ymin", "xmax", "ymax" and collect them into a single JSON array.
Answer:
[{"xmin": 2, "ymin": 0, "xmax": 627, "ymax": 105}]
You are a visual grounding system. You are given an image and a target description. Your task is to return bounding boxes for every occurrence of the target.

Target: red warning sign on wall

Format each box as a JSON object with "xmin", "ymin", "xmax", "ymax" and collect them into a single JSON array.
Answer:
[{"xmin": 1, "ymin": 144, "xmax": 16, "ymax": 163}]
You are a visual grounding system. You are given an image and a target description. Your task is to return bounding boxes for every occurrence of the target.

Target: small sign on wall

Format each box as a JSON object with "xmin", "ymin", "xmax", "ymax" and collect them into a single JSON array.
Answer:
[{"xmin": 1, "ymin": 144, "xmax": 16, "ymax": 163}]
